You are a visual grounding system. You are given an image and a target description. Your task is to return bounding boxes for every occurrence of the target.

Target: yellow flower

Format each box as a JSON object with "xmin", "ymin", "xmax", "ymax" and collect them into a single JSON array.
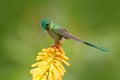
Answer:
[{"xmin": 30, "ymin": 43, "xmax": 70, "ymax": 80}]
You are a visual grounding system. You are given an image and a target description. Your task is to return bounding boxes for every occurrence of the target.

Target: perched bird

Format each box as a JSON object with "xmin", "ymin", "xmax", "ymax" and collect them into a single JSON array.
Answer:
[{"xmin": 42, "ymin": 18, "xmax": 109, "ymax": 52}]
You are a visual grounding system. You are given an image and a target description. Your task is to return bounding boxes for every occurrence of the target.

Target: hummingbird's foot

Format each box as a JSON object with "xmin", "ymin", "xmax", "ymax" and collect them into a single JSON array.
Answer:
[{"xmin": 51, "ymin": 42, "xmax": 63, "ymax": 49}]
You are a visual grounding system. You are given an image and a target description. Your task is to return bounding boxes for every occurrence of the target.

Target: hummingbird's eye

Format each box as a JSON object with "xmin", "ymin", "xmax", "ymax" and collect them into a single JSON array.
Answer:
[
  {"xmin": 46, "ymin": 21, "xmax": 49, "ymax": 24},
  {"xmin": 46, "ymin": 21, "xmax": 50, "ymax": 26}
]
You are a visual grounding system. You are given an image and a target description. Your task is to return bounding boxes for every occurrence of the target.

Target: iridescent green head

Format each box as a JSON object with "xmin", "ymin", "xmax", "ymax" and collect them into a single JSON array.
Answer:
[{"xmin": 42, "ymin": 18, "xmax": 50, "ymax": 30}]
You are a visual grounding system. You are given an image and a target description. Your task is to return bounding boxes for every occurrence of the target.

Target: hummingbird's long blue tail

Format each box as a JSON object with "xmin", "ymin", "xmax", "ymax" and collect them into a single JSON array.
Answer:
[
  {"xmin": 58, "ymin": 29, "xmax": 109, "ymax": 52},
  {"xmin": 83, "ymin": 42, "xmax": 109, "ymax": 53}
]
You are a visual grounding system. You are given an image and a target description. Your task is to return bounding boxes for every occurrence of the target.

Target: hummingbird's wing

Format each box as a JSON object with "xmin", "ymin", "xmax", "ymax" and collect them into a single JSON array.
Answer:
[
  {"xmin": 58, "ymin": 28, "xmax": 109, "ymax": 52},
  {"xmin": 58, "ymin": 28, "xmax": 84, "ymax": 43}
]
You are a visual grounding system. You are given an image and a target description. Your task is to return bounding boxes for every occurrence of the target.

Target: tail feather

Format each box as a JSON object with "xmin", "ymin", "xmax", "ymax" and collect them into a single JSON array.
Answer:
[
  {"xmin": 58, "ymin": 28, "xmax": 109, "ymax": 52},
  {"xmin": 83, "ymin": 42, "xmax": 109, "ymax": 52}
]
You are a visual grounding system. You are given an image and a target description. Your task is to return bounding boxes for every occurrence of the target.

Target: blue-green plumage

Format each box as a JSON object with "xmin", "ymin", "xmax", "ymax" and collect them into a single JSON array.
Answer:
[{"xmin": 42, "ymin": 18, "xmax": 109, "ymax": 52}]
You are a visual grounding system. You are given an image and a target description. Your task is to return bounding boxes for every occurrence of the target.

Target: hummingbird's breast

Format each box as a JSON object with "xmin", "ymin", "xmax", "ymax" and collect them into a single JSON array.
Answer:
[{"xmin": 48, "ymin": 29, "xmax": 62, "ymax": 42}]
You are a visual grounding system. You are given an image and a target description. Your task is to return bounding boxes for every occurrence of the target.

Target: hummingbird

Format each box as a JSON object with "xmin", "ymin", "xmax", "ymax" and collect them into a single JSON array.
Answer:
[{"xmin": 42, "ymin": 18, "xmax": 109, "ymax": 52}]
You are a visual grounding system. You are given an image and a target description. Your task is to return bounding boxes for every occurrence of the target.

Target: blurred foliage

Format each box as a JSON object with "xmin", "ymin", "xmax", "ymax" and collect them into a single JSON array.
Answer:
[{"xmin": 0, "ymin": 0, "xmax": 120, "ymax": 80}]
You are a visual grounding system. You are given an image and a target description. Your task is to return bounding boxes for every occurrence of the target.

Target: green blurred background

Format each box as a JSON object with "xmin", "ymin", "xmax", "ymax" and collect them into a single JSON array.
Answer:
[{"xmin": 0, "ymin": 0, "xmax": 120, "ymax": 80}]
